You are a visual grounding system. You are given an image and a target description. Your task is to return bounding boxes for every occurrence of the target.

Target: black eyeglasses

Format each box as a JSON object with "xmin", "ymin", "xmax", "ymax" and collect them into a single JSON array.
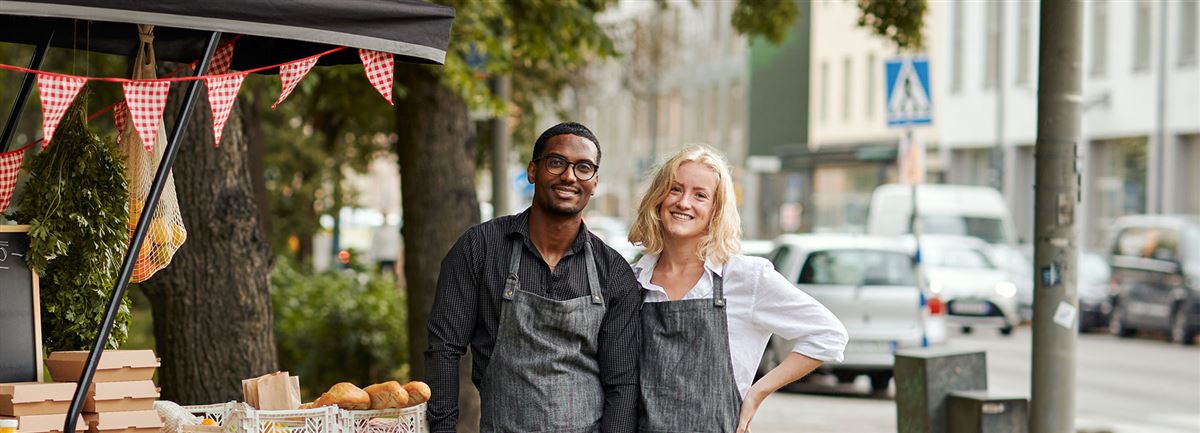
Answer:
[{"xmin": 535, "ymin": 154, "xmax": 599, "ymax": 180}]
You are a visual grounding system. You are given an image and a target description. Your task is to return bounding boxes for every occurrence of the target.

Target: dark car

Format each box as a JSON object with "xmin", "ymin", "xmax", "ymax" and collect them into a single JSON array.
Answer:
[{"xmin": 1106, "ymin": 215, "xmax": 1200, "ymax": 345}]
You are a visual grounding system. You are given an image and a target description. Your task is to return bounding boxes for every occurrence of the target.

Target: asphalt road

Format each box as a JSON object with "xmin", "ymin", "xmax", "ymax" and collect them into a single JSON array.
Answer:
[{"xmin": 749, "ymin": 326, "xmax": 1200, "ymax": 433}]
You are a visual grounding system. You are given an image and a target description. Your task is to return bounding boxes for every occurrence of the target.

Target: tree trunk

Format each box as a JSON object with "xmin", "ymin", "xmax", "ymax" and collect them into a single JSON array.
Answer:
[
  {"xmin": 394, "ymin": 64, "xmax": 480, "ymax": 431},
  {"xmin": 140, "ymin": 91, "xmax": 277, "ymax": 405}
]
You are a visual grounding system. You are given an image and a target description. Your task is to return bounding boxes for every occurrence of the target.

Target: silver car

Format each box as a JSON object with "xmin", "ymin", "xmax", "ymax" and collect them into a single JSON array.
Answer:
[
  {"xmin": 762, "ymin": 234, "xmax": 947, "ymax": 393},
  {"xmin": 918, "ymin": 235, "xmax": 1022, "ymax": 335}
]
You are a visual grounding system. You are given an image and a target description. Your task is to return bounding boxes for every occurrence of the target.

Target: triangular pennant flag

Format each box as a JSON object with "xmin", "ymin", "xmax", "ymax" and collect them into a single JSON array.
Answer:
[
  {"xmin": 209, "ymin": 40, "xmax": 236, "ymax": 76},
  {"xmin": 205, "ymin": 72, "xmax": 247, "ymax": 146},
  {"xmin": 37, "ymin": 74, "xmax": 87, "ymax": 147},
  {"xmin": 0, "ymin": 146, "xmax": 25, "ymax": 213},
  {"xmin": 113, "ymin": 101, "xmax": 130, "ymax": 135},
  {"xmin": 122, "ymin": 80, "xmax": 172, "ymax": 151},
  {"xmin": 358, "ymin": 49, "xmax": 394, "ymax": 105},
  {"xmin": 272, "ymin": 57, "xmax": 318, "ymax": 109}
]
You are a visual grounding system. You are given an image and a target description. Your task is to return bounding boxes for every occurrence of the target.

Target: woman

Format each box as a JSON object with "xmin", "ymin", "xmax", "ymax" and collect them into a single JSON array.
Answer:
[{"xmin": 629, "ymin": 145, "xmax": 848, "ymax": 432}]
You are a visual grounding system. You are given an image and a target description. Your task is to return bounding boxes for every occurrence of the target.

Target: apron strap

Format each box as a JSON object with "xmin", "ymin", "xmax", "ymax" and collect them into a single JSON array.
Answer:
[
  {"xmin": 503, "ymin": 240, "xmax": 521, "ymax": 300},
  {"xmin": 584, "ymin": 241, "xmax": 604, "ymax": 305},
  {"xmin": 712, "ymin": 264, "xmax": 727, "ymax": 308}
]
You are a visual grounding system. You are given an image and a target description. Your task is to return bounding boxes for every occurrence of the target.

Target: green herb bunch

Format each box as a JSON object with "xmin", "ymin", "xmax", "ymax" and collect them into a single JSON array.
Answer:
[{"xmin": 8, "ymin": 92, "xmax": 132, "ymax": 350}]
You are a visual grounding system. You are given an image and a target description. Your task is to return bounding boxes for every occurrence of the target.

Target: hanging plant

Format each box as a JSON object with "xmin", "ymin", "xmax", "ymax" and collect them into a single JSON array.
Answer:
[{"xmin": 8, "ymin": 90, "xmax": 132, "ymax": 351}]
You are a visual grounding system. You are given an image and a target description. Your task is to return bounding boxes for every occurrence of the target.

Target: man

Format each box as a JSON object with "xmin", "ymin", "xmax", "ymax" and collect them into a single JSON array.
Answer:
[{"xmin": 426, "ymin": 122, "xmax": 640, "ymax": 433}]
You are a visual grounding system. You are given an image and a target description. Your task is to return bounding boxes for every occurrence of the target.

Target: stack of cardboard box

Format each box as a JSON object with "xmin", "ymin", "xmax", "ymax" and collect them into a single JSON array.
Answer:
[{"xmin": 45, "ymin": 351, "xmax": 162, "ymax": 433}]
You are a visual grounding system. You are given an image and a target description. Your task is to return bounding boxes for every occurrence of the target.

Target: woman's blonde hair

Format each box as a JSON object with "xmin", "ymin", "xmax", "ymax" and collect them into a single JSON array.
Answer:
[{"xmin": 629, "ymin": 145, "xmax": 742, "ymax": 264}]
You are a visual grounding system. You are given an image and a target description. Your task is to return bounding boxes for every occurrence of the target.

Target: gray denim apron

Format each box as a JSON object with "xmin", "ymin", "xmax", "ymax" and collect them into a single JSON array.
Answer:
[
  {"xmin": 479, "ymin": 240, "xmax": 607, "ymax": 433},
  {"xmin": 639, "ymin": 271, "xmax": 741, "ymax": 433}
]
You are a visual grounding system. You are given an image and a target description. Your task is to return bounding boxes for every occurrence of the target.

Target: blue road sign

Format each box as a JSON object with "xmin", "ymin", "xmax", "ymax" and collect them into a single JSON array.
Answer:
[{"xmin": 885, "ymin": 57, "xmax": 933, "ymax": 127}]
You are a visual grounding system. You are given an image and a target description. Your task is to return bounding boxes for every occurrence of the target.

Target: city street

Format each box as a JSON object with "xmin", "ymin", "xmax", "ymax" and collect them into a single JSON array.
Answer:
[{"xmin": 751, "ymin": 326, "xmax": 1200, "ymax": 433}]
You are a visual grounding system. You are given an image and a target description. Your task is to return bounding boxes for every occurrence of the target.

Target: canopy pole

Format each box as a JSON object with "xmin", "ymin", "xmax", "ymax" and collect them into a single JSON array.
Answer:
[
  {"xmin": 63, "ymin": 31, "xmax": 222, "ymax": 433},
  {"xmin": 0, "ymin": 29, "xmax": 54, "ymax": 152}
]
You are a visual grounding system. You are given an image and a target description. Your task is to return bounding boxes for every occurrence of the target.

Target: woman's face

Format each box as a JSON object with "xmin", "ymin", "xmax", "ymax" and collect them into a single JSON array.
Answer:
[{"xmin": 658, "ymin": 161, "xmax": 720, "ymax": 243}]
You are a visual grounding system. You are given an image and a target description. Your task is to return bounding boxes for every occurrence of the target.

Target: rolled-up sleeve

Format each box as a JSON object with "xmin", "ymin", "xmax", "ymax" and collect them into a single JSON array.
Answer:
[{"xmin": 751, "ymin": 261, "xmax": 848, "ymax": 363}]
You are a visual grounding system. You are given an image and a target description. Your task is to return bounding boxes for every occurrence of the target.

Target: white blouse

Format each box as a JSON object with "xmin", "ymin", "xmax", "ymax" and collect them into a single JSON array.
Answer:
[{"xmin": 634, "ymin": 253, "xmax": 848, "ymax": 397}]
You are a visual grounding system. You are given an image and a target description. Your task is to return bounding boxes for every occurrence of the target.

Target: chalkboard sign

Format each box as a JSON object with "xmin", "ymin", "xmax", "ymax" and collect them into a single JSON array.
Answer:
[{"xmin": 0, "ymin": 225, "xmax": 42, "ymax": 382}]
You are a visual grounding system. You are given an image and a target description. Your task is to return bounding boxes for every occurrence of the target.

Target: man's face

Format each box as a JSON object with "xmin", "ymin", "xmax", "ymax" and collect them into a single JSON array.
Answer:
[{"xmin": 528, "ymin": 134, "xmax": 599, "ymax": 217}]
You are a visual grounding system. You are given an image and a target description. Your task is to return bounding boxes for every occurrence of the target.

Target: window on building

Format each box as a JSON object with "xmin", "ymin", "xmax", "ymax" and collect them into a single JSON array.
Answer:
[
  {"xmin": 843, "ymin": 57, "xmax": 853, "ymax": 122},
  {"xmin": 951, "ymin": 1, "xmax": 964, "ymax": 93},
  {"xmin": 866, "ymin": 53, "xmax": 876, "ymax": 119},
  {"xmin": 1016, "ymin": 1, "xmax": 1032, "ymax": 85},
  {"xmin": 1091, "ymin": 2, "xmax": 1108, "ymax": 77},
  {"xmin": 1180, "ymin": 1, "xmax": 1198, "ymax": 66},
  {"xmin": 821, "ymin": 61, "xmax": 830, "ymax": 124},
  {"xmin": 1133, "ymin": 2, "xmax": 1152, "ymax": 72},
  {"xmin": 984, "ymin": 1, "xmax": 1002, "ymax": 88}
]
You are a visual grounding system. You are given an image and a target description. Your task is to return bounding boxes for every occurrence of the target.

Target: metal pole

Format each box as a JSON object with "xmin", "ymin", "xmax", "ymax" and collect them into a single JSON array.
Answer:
[
  {"xmin": 491, "ymin": 75, "xmax": 511, "ymax": 216},
  {"xmin": 1, "ymin": 30, "xmax": 54, "ymax": 152},
  {"xmin": 1153, "ymin": 0, "xmax": 1167, "ymax": 213},
  {"xmin": 1030, "ymin": 1, "xmax": 1081, "ymax": 432},
  {"xmin": 63, "ymin": 31, "xmax": 222, "ymax": 433}
]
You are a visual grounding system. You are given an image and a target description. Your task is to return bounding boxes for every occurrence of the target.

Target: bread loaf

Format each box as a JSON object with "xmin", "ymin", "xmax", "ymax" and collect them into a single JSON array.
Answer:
[
  {"xmin": 401, "ymin": 381, "xmax": 431, "ymax": 407},
  {"xmin": 314, "ymin": 382, "xmax": 370, "ymax": 410},
  {"xmin": 363, "ymin": 381, "xmax": 409, "ymax": 409}
]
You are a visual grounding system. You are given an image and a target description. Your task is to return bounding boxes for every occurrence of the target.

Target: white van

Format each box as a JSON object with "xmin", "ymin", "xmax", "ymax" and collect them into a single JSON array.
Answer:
[
  {"xmin": 867, "ymin": 184, "xmax": 1034, "ymax": 318},
  {"xmin": 866, "ymin": 184, "xmax": 1016, "ymax": 244}
]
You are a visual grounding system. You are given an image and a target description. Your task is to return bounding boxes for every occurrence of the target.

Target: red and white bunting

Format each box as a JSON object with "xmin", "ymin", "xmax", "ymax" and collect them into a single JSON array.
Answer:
[
  {"xmin": 113, "ymin": 101, "xmax": 130, "ymax": 135},
  {"xmin": 205, "ymin": 72, "xmax": 247, "ymax": 146},
  {"xmin": 0, "ymin": 146, "xmax": 24, "ymax": 213},
  {"xmin": 122, "ymin": 80, "xmax": 172, "ymax": 151},
  {"xmin": 358, "ymin": 49, "xmax": 394, "ymax": 105},
  {"xmin": 209, "ymin": 41, "xmax": 236, "ymax": 76},
  {"xmin": 272, "ymin": 57, "xmax": 318, "ymax": 109},
  {"xmin": 37, "ymin": 74, "xmax": 87, "ymax": 147}
]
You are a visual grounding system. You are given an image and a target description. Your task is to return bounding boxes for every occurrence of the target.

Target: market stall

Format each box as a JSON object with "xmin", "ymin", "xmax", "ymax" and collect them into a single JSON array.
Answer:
[{"xmin": 0, "ymin": 2, "xmax": 453, "ymax": 433}]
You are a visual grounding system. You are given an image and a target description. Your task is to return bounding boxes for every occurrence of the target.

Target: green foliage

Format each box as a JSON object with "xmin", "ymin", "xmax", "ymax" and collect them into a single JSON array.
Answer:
[
  {"xmin": 271, "ymin": 258, "xmax": 408, "ymax": 399},
  {"xmin": 8, "ymin": 92, "xmax": 132, "ymax": 351},
  {"xmin": 856, "ymin": 0, "xmax": 927, "ymax": 50},
  {"xmin": 732, "ymin": 0, "xmax": 800, "ymax": 44}
]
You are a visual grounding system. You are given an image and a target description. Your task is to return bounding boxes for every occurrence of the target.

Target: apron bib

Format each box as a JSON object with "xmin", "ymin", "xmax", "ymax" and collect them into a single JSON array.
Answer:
[
  {"xmin": 480, "ymin": 240, "xmax": 607, "ymax": 433},
  {"xmin": 639, "ymin": 270, "xmax": 741, "ymax": 433}
]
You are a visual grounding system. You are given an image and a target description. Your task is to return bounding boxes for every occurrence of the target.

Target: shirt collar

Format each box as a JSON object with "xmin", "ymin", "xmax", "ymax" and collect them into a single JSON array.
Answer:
[
  {"xmin": 633, "ymin": 252, "xmax": 725, "ymax": 287},
  {"xmin": 507, "ymin": 207, "xmax": 590, "ymax": 255}
]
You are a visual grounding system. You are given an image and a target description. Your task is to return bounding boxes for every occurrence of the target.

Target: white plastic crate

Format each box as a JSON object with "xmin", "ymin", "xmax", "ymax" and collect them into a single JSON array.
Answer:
[
  {"xmin": 339, "ymin": 404, "xmax": 427, "ymax": 433},
  {"xmin": 235, "ymin": 406, "xmax": 341, "ymax": 433}
]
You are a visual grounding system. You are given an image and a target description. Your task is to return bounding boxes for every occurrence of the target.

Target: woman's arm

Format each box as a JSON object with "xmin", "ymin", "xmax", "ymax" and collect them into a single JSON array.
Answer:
[{"xmin": 737, "ymin": 353, "xmax": 823, "ymax": 432}]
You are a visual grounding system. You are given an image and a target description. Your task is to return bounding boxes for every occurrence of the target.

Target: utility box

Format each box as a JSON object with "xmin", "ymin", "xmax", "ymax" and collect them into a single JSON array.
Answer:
[
  {"xmin": 895, "ymin": 348, "xmax": 987, "ymax": 433},
  {"xmin": 948, "ymin": 390, "xmax": 1029, "ymax": 433}
]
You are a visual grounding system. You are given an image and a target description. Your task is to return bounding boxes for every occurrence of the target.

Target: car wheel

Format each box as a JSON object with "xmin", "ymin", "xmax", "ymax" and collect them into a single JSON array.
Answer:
[
  {"xmin": 835, "ymin": 372, "xmax": 857, "ymax": 384},
  {"xmin": 1170, "ymin": 308, "xmax": 1196, "ymax": 346},
  {"xmin": 868, "ymin": 373, "xmax": 891, "ymax": 394},
  {"xmin": 1000, "ymin": 325, "xmax": 1014, "ymax": 336},
  {"xmin": 1109, "ymin": 303, "xmax": 1134, "ymax": 338},
  {"xmin": 960, "ymin": 326, "xmax": 974, "ymax": 334}
]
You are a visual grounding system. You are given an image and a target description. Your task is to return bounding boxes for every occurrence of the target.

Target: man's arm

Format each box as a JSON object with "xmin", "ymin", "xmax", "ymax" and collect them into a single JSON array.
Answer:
[
  {"xmin": 425, "ymin": 228, "xmax": 481, "ymax": 433},
  {"xmin": 596, "ymin": 254, "xmax": 641, "ymax": 433}
]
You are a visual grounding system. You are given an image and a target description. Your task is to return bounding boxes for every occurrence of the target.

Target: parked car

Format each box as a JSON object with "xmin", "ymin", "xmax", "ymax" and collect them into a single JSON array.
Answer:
[
  {"xmin": 917, "ymin": 235, "xmax": 1021, "ymax": 336},
  {"xmin": 1106, "ymin": 215, "xmax": 1200, "ymax": 345},
  {"xmin": 762, "ymin": 234, "xmax": 946, "ymax": 393},
  {"xmin": 1078, "ymin": 252, "xmax": 1113, "ymax": 331},
  {"xmin": 741, "ymin": 239, "xmax": 776, "ymax": 259}
]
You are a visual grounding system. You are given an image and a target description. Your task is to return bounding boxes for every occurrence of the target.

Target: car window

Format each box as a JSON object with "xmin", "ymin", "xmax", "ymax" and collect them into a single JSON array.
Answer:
[
  {"xmin": 769, "ymin": 246, "xmax": 791, "ymax": 272},
  {"xmin": 1114, "ymin": 226, "xmax": 1180, "ymax": 262},
  {"xmin": 798, "ymin": 250, "xmax": 916, "ymax": 286}
]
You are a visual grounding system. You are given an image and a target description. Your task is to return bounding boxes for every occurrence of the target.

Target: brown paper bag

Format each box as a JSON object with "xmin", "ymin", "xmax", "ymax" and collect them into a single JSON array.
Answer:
[{"xmin": 242, "ymin": 372, "xmax": 301, "ymax": 410}]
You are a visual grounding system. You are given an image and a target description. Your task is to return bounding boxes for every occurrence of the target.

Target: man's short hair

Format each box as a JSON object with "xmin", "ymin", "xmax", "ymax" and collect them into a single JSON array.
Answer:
[{"xmin": 532, "ymin": 122, "xmax": 601, "ymax": 164}]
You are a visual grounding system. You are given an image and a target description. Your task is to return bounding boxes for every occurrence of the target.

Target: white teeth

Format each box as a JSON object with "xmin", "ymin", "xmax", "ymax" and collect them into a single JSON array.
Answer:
[{"xmin": 670, "ymin": 212, "xmax": 693, "ymax": 221}]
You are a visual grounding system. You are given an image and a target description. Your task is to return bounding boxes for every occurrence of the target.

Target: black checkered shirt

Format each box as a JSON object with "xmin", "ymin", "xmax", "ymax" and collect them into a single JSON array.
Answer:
[{"xmin": 425, "ymin": 208, "xmax": 641, "ymax": 433}]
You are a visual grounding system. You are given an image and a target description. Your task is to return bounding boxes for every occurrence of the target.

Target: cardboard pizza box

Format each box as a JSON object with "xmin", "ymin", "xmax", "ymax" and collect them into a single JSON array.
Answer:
[
  {"xmin": 0, "ymin": 382, "xmax": 77, "ymax": 417},
  {"xmin": 46, "ymin": 351, "xmax": 158, "ymax": 383}
]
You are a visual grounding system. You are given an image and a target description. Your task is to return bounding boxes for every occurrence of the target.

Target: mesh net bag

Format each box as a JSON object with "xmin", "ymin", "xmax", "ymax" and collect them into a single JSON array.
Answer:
[{"xmin": 119, "ymin": 25, "xmax": 187, "ymax": 282}]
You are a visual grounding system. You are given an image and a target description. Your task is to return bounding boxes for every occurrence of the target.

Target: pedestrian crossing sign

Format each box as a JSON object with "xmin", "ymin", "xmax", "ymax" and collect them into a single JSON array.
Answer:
[{"xmin": 886, "ymin": 57, "xmax": 933, "ymax": 127}]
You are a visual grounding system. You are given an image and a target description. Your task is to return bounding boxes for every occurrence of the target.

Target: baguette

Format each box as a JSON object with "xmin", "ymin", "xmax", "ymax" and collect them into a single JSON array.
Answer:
[
  {"xmin": 314, "ymin": 382, "xmax": 370, "ymax": 410},
  {"xmin": 364, "ymin": 381, "xmax": 409, "ymax": 409}
]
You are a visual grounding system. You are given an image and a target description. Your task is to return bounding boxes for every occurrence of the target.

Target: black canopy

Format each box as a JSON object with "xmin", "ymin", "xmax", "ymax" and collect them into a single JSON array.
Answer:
[{"xmin": 0, "ymin": 0, "xmax": 455, "ymax": 68}]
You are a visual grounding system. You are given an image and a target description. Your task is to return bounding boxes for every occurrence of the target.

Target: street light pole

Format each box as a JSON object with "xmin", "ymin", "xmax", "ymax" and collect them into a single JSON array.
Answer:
[{"xmin": 1030, "ymin": 1, "xmax": 1082, "ymax": 433}]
